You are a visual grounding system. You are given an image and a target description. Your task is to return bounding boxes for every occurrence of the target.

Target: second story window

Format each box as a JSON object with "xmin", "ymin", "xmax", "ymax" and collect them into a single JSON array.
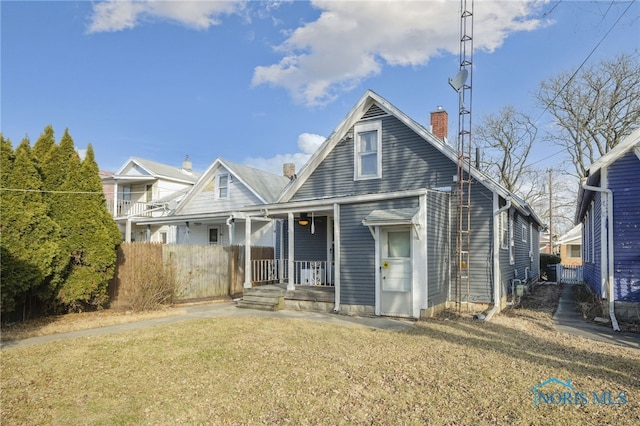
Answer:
[
  {"xmin": 217, "ymin": 174, "xmax": 229, "ymax": 199},
  {"xmin": 354, "ymin": 121, "xmax": 382, "ymax": 180}
]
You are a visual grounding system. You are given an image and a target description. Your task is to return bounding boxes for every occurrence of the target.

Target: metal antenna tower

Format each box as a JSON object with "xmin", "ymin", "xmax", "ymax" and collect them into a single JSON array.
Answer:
[{"xmin": 451, "ymin": 0, "xmax": 474, "ymax": 312}]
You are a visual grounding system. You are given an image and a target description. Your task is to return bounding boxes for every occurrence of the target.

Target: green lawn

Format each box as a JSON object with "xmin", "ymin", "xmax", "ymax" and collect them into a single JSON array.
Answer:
[{"xmin": 1, "ymin": 289, "xmax": 638, "ymax": 425}]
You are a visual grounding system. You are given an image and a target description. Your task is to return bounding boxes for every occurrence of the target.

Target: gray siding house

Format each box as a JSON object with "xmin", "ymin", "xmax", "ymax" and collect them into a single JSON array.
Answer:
[
  {"xmin": 575, "ymin": 127, "xmax": 640, "ymax": 327},
  {"xmin": 245, "ymin": 90, "xmax": 542, "ymax": 318}
]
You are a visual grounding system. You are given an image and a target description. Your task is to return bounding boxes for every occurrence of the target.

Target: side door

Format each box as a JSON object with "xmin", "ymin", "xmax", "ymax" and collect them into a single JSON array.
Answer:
[{"xmin": 380, "ymin": 227, "xmax": 412, "ymax": 317}]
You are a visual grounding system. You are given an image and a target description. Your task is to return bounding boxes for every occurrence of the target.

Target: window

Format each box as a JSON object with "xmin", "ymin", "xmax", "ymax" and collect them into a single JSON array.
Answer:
[
  {"xmin": 590, "ymin": 203, "xmax": 595, "ymax": 262},
  {"xmin": 122, "ymin": 185, "xmax": 131, "ymax": 201},
  {"xmin": 499, "ymin": 211, "xmax": 508, "ymax": 250},
  {"xmin": 522, "ymin": 224, "xmax": 527, "ymax": 242},
  {"xmin": 569, "ymin": 245, "xmax": 581, "ymax": 258},
  {"xmin": 208, "ymin": 228, "xmax": 219, "ymax": 245},
  {"xmin": 354, "ymin": 121, "xmax": 382, "ymax": 180},
  {"xmin": 584, "ymin": 212, "xmax": 590, "ymax": 263},
  {"xmin": 509, "ymin": 212, "xmax": 515, "ymax": 265},
  {"xmin": 160, "ymin": 232, "xmax": 167, "ymax": 244},
  {"xmin": 217, "ymin": 174, "xmax": 229, "ymax": 199}
]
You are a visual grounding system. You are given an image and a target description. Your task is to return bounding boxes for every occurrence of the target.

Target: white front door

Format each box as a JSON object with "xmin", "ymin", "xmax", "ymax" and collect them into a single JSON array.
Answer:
[{"xmin": 380, "ymin": 227, "xmax": 412, "ymax": 317}]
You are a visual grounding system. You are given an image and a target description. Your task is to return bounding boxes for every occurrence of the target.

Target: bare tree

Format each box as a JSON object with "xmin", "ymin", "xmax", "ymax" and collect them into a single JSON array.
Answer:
[
  {"xmin": 474, "ymin": 105, "xmax": 578, "ymax": 235},
  {"xmin": 536, "ymin": 52, "xmax": 640, "ymax": 178},
  {"xmin": 475, "ymin": 105, "xmax": 537, "ymax": 195}
]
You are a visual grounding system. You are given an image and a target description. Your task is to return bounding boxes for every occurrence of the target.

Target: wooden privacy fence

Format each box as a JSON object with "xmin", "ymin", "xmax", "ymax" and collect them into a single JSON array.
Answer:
[{"xmin": 109, "ymin": 243, "xmax": 274, "ymax": 308}]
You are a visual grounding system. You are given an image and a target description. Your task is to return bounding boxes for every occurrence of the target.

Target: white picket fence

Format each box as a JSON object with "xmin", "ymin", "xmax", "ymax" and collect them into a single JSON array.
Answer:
[{"xmin": 551, "ymin": 264, "xmax": 583, "ymax": 285}]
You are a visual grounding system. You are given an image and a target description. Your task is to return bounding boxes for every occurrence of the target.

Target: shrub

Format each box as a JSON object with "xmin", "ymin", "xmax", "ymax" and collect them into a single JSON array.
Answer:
[
  {"xmin": 540, "ymin": 253, "xmax": 561, "ymax": 270},
  {"xmin": 128, "ymin": 257, "xmax": 179, "ymax": 312}
]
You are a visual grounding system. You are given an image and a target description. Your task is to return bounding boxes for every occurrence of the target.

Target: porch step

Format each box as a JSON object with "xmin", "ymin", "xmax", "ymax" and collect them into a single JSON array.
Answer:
[{"xmin": 236, "ymin": 287, "xmax": 285, "ymax": 311}]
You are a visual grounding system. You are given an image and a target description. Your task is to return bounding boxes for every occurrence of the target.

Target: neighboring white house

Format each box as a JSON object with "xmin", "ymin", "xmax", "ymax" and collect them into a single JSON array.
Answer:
[
  {"xmin": 555, "ymin": 225, "xmax": 582, "ymax": 266},
  {"xmin": 103, "ymin": 156, "xmax": 200, "ymax": 243},
  {"xmin": 133, "ymin": 157, "xmax": 291, "ymax": 247}
]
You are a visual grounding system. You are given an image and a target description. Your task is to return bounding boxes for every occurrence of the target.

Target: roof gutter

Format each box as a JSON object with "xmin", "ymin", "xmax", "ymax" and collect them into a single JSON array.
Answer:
[
  {"xmin": 485, "ymin": 198, "xmax": 512, "ymax": 321},
  {"xmin": 581, "ymin": 180, "xmax": 620, "ymax": 332}
]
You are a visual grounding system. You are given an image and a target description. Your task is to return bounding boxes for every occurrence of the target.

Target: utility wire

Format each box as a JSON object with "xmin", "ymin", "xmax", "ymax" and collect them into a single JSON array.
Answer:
[{"xmin": 528, "ymin": 0, "xmax": 636, "ymax": 167}]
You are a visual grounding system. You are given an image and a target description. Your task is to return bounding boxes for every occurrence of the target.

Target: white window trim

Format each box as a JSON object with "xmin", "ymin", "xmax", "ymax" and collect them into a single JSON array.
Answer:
[
  {"xmin": 509, "ymin": 212, "xmax": 515, "ymax": 265},
  {"xmin": 353, "ymin": 120, "xmax": 382, "ymax": 180},
  {"xmin": 590, "ymin": 201, "xmax": 595, "ymax": 262},
  {"xmin": 499, "ymin": 211, "xmax": 508, "ymax": 250},
  {"xmin": 216, "ymin": 173, "xmax": 229, "ymax": 200},
  {"xmin": 529, "ymin": 223, "xmax": 534, "ymax": 262},
  {"xmin": 584, "ymin": 212, "xmax": 590, "ymax": 263},
  {"xmin": 522, "ymin": 223, "xmax": 527, "ymax": 243}
]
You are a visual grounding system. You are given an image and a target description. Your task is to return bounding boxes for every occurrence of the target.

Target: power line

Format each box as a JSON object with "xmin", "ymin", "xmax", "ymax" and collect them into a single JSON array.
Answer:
[
  {"xmin": 533, "ymin": 0, "xmax": 636, "ymax": 126},
  {"xmin": 529, "ymin": 0, "xmax": 636, "ymax": 167}
]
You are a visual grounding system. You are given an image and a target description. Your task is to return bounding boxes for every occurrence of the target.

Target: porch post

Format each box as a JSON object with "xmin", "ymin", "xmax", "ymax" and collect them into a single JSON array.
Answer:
[
  {"xmin": 244, "ymin": 217, "xmax": 252, "ymax": 288},
  {"xmin": 125, "ymin": 218, "xmax": 132, "ymax": 243},
  {"xmin": 333, "ymin": 203, "xmax": 341, "ymax": 311},
  {"xmin": 287, "ymin": 212, "xmax": 295, "ymax": 290}
]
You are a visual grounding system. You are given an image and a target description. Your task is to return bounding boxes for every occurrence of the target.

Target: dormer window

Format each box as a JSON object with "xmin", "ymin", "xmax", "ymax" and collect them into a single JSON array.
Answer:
[
  {"xmin": 354, "ymin": 121, "xmax": 382, "ymax": 180},
  {"xmin": 217, "ymin": 174, "xmax": 229, "ymax": 199}
]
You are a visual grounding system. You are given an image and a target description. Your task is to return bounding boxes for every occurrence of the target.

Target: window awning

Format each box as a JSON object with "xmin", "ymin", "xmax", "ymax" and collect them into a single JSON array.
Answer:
[{"xmin": 362, "ymin": 207, "xmax": 419, "ymax": 227}]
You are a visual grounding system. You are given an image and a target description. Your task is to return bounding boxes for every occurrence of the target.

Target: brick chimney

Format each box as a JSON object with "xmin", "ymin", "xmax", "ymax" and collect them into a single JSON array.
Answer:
[
  {"xmin": 283, "ymin": 163, "xmax": 296, "ymax": 179},
  {"xmin": 430, "ymin": 106, "xmax": 448, "ymax": 142}
]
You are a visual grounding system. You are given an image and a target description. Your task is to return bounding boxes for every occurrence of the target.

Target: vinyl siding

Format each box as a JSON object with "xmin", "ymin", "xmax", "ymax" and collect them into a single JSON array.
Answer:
[
  {"xmin": 180, "ymin": 169, "xmax": 265, "ymax": 215},
  {"xmin": 291, "ymin": 113, "xmax": 458, "ymax": 201},
  {"xmin": 583, "ymin": 193, "xmax": 603, "ymax": 296},
  {"xmin": 608, "ymin": 151, "xmax": 640, "ymax": 302},
  {"xmin": 452, "ymin": 184, "xmax": 494, "ymax": 303},
  {"xmin": 427, "ymin": 191, "xmax": 451, "ymax": 307},
  {"xmin": 283, "ymin": 216, "xmax": 328, "ymax": 261},
  {"xmin": 341, "ymin": 198, "xmax": 419, "ymax": 307}
]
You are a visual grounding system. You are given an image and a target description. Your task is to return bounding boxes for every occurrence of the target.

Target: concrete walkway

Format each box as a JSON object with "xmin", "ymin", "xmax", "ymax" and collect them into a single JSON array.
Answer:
[
  {"xmin": 1, "ymin": 302, "xmax": 415, "ymax": 350},
  {"xmin": 553, "ymin": 284, "xmax": 640, "ymax": 351}
]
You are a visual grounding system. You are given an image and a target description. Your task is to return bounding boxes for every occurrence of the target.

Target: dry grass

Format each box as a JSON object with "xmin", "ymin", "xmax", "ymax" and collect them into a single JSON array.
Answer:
[
  {"xmin": 0, "ymin": 307, "xmax": 184, "ymax": 342},
  {"xmin": 1, "ymin": 286, "xmax": 639, "ymax": 425}
]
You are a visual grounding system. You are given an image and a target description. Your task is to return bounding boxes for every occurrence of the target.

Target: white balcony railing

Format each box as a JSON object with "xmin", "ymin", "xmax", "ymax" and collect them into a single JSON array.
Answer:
[
  {"xmin": 251, "ymin": 259, "xmax": 334, "ymax": 287},
  {"xmin": 106, "ymin": 200, "xmax": 163, "ymax": 218}
]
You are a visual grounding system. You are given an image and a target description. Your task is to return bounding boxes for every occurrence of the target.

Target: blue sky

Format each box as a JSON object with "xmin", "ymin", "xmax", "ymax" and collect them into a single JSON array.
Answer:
[{"xmin": 2, "ymin": 1, "xmax": 639, "ymax": 176}]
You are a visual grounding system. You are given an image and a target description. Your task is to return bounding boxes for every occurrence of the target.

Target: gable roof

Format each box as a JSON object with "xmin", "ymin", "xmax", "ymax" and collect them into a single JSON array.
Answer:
[
  {"xmin": 575, "ymin": 127, "xmax": 640, "ymax": 222},
  {"xmin": 175, "ymin": 157, "xmax": 290, "ymax": 212},
  {"xmin": 219, "ymin": 158, "xmax": 291, "ymax": 203},
  {"xmin": 115, "ymin": 157, "xmax": 200, "ymax": 183},
  {"xmin": 278, "ymin": 89, "xmax": 542, "ymax": 226}
]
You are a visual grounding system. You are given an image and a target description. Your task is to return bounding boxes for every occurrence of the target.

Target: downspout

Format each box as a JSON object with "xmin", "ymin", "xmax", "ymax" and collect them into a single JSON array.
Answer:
[
  {"xmin": 485, "ymin": 198, "xmax": 511, "ymax": 321},
  {"xmin": 226, "ymin": 216, "xmax": 235, "ymax": 244},
  {"xmin": 581, "ymin": 181, "xmax": 620, "ymax": 331}
]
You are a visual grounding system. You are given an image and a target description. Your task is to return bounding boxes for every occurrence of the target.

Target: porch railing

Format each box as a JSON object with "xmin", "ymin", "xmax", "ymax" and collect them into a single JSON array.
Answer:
[
  {"xmin": 106, "ymin": 200, "xmax": 158, "ymax": 218},
  {"xmin": 251, "ymin": 259, "xmax": 334, "ymax": 287}
]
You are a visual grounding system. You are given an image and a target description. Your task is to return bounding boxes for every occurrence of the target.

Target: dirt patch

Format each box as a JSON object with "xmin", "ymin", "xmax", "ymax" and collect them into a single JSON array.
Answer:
[
  {"xmin": 575, "ymin": 285, "xmax": 640, "ymax": 334},
  {"xmin": 516, "ymin": 282, "xmax": 563, "ymax": 314}
]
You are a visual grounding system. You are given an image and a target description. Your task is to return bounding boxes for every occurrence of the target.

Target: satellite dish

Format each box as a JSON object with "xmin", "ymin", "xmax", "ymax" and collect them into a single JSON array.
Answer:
[
  {"xmin": 448, "ymin": 69, "xmax": 469, "ymax": 92},
  {"xmin": 167, "ymin": 200, "xmax": 178, "ymax": 210}
]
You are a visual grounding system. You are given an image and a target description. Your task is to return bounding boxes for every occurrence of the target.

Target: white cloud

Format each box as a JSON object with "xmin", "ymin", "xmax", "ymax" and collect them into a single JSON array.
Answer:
[
  {"xmin": 87, "ymin": 0, "xmax": 246, "ymax": 33},
  {"xmin": 243, "ymin": 132, "xmax": 325, "ymax": 175},
  {"xmin": 252, "ymin": 0, "xmax": 548, "ymax": 107}
]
